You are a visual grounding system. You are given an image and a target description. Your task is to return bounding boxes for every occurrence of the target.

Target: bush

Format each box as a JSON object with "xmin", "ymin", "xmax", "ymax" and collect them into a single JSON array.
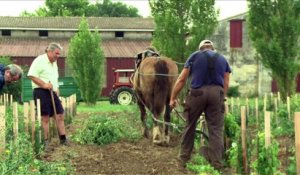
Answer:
[
  {"xmin": 72, "ymin": 114, "xmax": 141, "ymax": 145},
  {"xmin": 227, "ymin": 86, "xmax": 240, "ymax": 97}
]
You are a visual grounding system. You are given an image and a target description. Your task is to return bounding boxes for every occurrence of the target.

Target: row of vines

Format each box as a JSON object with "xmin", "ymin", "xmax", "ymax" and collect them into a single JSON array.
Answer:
[
  {"xmin": 0, "ymin": 94, "xmax": 76, "ymax": 175},
  {"xmin": 185, "ymin": 93, "xmax": 299, "ymax": 174}
]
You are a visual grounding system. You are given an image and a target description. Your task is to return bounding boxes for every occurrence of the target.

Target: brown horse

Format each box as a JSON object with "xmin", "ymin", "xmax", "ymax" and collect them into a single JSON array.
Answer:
[{"xmin": 132, "ymin": 55, "xmax": 178, "ymax": 145}]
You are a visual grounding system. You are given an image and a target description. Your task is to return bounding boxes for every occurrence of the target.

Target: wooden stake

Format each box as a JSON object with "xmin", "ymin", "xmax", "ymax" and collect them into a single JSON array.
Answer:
[
  {"xmin": 264, "ymin": 111, "xmax": 271, "ymax": 147},
  {"xmin": 294, "ymin": 112, "xmax": 300, "ymax": 175},
  {"xmin": 0, "ymin": 105, "xmax": 5, "ymax": 153},
  {"xmin": 241, "ymin": 106, "xmax": 248, "ymax": 173},
  {"xmin": 23, "ymin": 102, "xmax": 29, "ymax": 133},
  {"xmin": 36, "ymin": 99, "xmax": 42, "ymax": 143},
  {"xmin": 13, "ymin": 102, "xmax": 18, "ymax": 140},
  {"xmin": 30, "ymin": 100, "xmax": 36, "ymax": 144}
]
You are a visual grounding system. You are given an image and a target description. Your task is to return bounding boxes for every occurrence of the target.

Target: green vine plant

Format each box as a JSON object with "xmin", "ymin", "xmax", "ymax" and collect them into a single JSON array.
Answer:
[
  {"xmin": 251, "ymin": 132, "xmax": 281, "ymax": 175},
  {"xmin": 186, "ymin": 155, "xmax": 220, "ymax": 175}
]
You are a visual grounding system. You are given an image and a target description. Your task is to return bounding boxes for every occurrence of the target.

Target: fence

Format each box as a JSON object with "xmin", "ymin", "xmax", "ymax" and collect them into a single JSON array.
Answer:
[{"xmin": 0, "ymin": 93, "xmax": 77, "ymax": 153}]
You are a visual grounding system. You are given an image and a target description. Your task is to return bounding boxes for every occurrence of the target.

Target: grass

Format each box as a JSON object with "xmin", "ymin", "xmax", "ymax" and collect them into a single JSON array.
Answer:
[{"xmin": 77, "ymin": 101, "xmax": 138, "ymax": 113}]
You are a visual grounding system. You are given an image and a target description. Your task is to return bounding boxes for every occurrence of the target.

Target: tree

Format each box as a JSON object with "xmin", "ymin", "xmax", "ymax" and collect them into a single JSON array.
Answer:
[
  {"xmin": 149, "ymin": 0, "xmax": 218, "ymax": 63},
  {"xmin": 247, "ymin": 0, "xmax": 300, "ymax": 100},
  {"xmin": 67, "ymin": 18, "xmax": 105, "ymax": 105},
  {"xmin": 86, "ymin": 0, "xmax": 140, "ymax": 17},
  {"xmin": 20, "ymin": 7, "xmax": 49, "ymax": 17},
  {"xmin": 45, "ymin": 0, "xmax": 89, "ymax": 16},
  {"xmin": 20, "ymin": 0, "xmax": 140, "ymax": 17}
]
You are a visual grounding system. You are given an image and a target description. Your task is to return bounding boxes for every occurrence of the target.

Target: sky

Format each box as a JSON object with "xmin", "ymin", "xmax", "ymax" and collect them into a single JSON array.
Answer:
[{"xmin": 0, "ymin": 0, "xmax": 248, "ymax": 20}]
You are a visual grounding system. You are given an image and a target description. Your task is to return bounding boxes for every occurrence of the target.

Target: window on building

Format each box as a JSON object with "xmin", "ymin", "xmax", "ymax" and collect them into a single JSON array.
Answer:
[
  {"xmin": 2, "ymin": 30, "xmax": 11, "ymax": 36},
  {"xmin": 39, "ymin": 30, "xmax": 48, "ymax": 37},
  {"xmin": 230, "ymin": 20, "xmax": 243, "ymax": 48},
  {"xmin": 115, "ymin": 31, "xmax": 124, "ymax": 38}
]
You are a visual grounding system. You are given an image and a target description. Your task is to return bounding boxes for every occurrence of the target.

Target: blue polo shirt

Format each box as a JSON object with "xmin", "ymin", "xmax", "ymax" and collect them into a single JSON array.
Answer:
[
  {"xmin": 0, "ymin": 64, "xmax": 5, "ymax": 91},
  {"xmin": 184, "ymin": 50, "xmax": 231, "ymax": 89}
]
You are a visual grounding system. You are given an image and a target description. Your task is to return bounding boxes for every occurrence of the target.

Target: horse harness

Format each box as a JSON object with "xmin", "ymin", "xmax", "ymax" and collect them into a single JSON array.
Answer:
[{"xmin": 135, "ymin": 50, "xmax": 160, "ymax": 69}]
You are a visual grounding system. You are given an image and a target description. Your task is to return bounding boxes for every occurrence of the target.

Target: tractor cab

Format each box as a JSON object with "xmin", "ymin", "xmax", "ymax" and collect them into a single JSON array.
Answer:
[{"xmin": 109, "ymin": 69, "xmax": 135, "ymax": 105}]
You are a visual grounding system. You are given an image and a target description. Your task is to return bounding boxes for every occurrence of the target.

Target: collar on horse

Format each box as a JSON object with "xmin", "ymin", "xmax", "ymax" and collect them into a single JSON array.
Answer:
[{"xmin": 135, "ymin": 50, "xmax": 160, "ymax": 69}]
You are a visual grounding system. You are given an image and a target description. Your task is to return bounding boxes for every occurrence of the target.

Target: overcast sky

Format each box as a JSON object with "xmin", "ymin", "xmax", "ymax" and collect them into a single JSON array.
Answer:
[{"xmin": 0, "ymin": 0, "xmax": 248, "ymax": 20}]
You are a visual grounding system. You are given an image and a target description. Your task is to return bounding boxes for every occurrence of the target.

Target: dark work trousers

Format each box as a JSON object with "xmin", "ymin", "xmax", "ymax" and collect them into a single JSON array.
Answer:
[{"xmin": 179, "ymin": 85, "xmax": 225, "ymax": 169}]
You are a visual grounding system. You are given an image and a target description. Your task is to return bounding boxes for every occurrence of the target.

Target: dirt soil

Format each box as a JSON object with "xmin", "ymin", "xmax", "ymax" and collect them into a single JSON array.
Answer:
[{"xmin": 42, "ymin": 113, "xmax": 196, "ymax": 175}]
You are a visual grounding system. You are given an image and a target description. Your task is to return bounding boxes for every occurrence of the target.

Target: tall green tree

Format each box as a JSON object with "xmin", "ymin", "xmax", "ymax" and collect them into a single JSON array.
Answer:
[
  {"xmin": 149, "ymin": 0, "xmax": 218, "ymax": 63},
  {"xmin": 45, "ymin": 0, "xmax": 89, "ymax": 16},
  {"xmin": 247, "ymin": 0, "xmax": 300, "ymax": 100},
  {"xmin": 21, "ymin": 0, "xmax": 140, "ymax": 17},
  {"xmin": 86, "ymin": 0, "xmax": 140, "ymax": 17},
  {"xmin": 67, "ymin": 18, "xmax": 105, "ymax": 105}
]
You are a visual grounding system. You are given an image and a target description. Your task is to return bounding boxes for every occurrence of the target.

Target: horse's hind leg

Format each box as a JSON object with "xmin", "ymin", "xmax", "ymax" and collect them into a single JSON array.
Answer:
[
  {"xmin": 138, "ymin": 100, "xmax": 149, "ymax": 138},
  {"xmin": 163, "ymin": 100, "xmax": 171, "ymax": 145}
]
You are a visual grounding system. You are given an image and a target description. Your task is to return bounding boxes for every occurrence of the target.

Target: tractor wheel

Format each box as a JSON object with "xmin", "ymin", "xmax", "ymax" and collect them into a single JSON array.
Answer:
[{"xmin": 112, "ymin": 87, "xmax": 134, "ymax": 105}]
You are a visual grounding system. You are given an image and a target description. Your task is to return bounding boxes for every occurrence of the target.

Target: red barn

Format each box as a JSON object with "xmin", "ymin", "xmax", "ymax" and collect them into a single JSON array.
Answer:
[{"xmin": 0, "ymin": 17, "xmax": 154, "ymax": 96}]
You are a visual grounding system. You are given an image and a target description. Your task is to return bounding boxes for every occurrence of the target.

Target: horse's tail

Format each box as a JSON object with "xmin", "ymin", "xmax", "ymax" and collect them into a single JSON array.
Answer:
[{"xmin": 153, "ymin": 60, "xmax": 169, "ymax": 116}]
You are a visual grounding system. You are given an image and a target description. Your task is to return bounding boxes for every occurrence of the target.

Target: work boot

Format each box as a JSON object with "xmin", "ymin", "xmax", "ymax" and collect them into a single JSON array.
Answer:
[
  {"xmin": 44, "ymin": 140, "xmax": 54, "ymax": 152},
  {"xmin": 60, "ymin": 138, "xmax": 70, "ymax": 146}
]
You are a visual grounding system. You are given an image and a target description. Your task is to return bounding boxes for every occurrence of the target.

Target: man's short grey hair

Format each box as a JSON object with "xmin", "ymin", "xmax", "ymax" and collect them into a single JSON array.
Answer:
[
  {"xmin": 6, "ymin": 64, "xmax": 23, "ymax": 78},
  {"xmin": 46, "ymin": 42, "xmax": 63, "ymax": 52}
]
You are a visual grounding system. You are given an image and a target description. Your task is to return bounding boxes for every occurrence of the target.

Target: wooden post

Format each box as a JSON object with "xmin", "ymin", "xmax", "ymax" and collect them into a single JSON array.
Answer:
[
  {"xmin": 241, "ymin": 106, "xmax": 248, "ymax": 173},
  {"xmin": 23, "ymin": 102, "xmax": 29, "ymax": 133},
  {"xmin": 287, "ymin": 97, "xmax": 291, "ymax": 120},
  {"xmin": 30, "ymin": 100, "xmax": 36, "ymax": 144},
  {"xmin": 0, "ymin": 105, "xmax": 5, "ymax": 153},
  {"xmin": 264, "ymin": 111, "xmax": 271, "ymax": 147},
  {"xmin": 10, "ymin": 94, "xmax": 13, "ymax": 106},
  {"xmin": 70, "ymin": 96, "xmax": 73, "ymax": 117},
  {"xmin": 74, "ymin": 94, "xmax": 77, "ymax": 116},
  {"xmin": 36, "ymin": 99, "xmax": 42, "ymax": 143},
  {"xmin": 13, "ymin": 102, "xmax": 18, "ymax": 140},
  {"xmin": 294, "ymin": 112, "xmax": 300, "ymax": 175}
]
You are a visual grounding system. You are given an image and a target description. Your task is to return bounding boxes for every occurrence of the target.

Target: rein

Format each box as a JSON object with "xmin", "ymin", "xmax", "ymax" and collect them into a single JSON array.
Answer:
[{"xmin": 134, "ymin": 90, "xmax": 184, "ymax": 132}]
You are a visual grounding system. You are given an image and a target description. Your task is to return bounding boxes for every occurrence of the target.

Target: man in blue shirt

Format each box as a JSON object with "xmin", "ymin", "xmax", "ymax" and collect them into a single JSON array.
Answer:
[
  {"xmin": 0, "ymin": 64, "xmax": 23, "ymax": 91},
  {"xmin": 170, "ymin": 40, "xmax": 231, "ymax": 170}
]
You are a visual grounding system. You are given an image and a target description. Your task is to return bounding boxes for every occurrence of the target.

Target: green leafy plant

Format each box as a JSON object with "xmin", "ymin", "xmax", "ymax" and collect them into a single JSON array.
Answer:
[
  {"xmin": 186, "ymin": 155, "xmax": 220, "ymax": 175},
  {"xmin": 227, "ymin": 86, "xmax": 240, "ymax": 97},
  {"xmin": 251, "ymin": 132, "xmax": 280, "ymax": 175},
  {"xmin": 72, "ymin": 114, "xmax": 141, "ymax": 145},
  {"xmin": 0, "ymin": 134, "xmax": 73, "ymax": 174}
]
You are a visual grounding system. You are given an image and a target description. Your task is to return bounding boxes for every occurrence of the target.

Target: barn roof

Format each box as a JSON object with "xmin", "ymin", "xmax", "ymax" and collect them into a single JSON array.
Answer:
[
  {"xmin": 0, "ymin": 38, "xmax": 151, "ymax": 58},
  {"xmin": 0, "ymin": 16, "xmax": 155, "ymax": 31}
]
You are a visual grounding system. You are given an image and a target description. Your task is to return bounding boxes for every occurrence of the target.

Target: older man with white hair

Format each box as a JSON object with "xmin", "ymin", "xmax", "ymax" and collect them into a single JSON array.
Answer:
[
  {"xmin": 0, "ymin": 64, "xmax": 23, "ymax": 91},
  {"xmin": 170, "ymin": 39, "xmax": 231, "ymax": 171},
  {"xmin": 28, "ymin": 42, "xmax": 69, "ymax": 151}
]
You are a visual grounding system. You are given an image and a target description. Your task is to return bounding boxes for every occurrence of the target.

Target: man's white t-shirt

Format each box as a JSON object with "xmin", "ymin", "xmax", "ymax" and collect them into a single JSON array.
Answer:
[{"xmin": 28, "ymin": 53, "xmax": 59, "ymax": 91}]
